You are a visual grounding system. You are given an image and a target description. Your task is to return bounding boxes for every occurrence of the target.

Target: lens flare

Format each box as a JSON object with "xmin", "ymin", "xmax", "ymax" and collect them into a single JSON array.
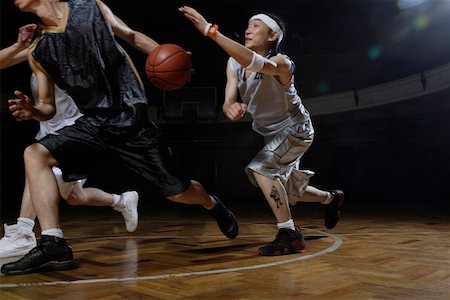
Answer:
[
  {"xmin": 317, "ymin": 82, "xmax": 330, "ymax": 94},
  {"xmin": 368, "ymin": 46, "xmax": 382, "ymax": 60},
  {"xmin": 397, "ymin": 0, "xmax": 428, "ymax": 10},
  {"xmin": 414, "ymin": 13, "xmax": 430, "ymax": 29}
]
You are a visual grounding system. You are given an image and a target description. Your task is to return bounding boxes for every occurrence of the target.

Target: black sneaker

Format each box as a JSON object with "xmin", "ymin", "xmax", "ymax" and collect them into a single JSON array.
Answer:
[
  {"xmin": 206, "ymin": 196, "xmax": 238, "ymax": 239},
  {"xmin": 1, "ymin": 235, "xmax": 74, "ymax": 275},
  {"xmin": 324, "ymin": 190, "xmax": 345, "ymax": 229},
  {"xmin": 258, "ymin": 227, "xmax": 307, "ymax": 256}
]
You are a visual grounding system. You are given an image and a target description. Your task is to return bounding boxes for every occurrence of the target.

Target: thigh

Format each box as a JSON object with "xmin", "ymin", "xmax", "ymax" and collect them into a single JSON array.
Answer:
[
  {"xmin": 113, "ymin": 124, "xmax": 190, "ymax": 197},
  {"xmin": 264, "ymin": 121, "xmax": 314, "ymax": 165},
  {"xmin": 39, "ymin": 118, "xmax": 113, "ymax": 181},
  {"xmin": 246, "ymin": 121, "xmax": 314, "ymax": 185}
]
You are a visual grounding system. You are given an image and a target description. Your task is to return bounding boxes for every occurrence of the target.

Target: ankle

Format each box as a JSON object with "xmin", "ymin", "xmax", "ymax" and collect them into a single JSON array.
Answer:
[
  {"xmin": 111, "ymin": 194, "xmax": 121, "ymax": 207},
  {"xmin": 277, "ymin": 219, "xmax": 295, "ymax": 231},
  {"xmin": 41, "ymin": 228, "xmax": 64, "ymax": 239},
  {"xmin": 321, "ymin": 192, "xmax": 332, "ymax": 204},
  {"xmin": 17, "ymin": 217, "xmax": 35, "ymax": 232},
  {"xmin": 204, "ymin": 195, "xmax": 217, "ymax": 210}
]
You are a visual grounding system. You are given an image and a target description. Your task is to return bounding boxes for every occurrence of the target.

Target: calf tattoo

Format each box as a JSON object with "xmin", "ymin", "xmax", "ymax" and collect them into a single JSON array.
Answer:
[{"xmin": 270, "ymin": 186, "xmax": 283, "ymax": 208}]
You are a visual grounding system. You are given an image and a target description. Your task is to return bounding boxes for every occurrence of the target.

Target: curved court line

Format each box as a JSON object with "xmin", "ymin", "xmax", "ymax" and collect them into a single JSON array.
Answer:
[{"xmin": 0, "ymin": 228, "xmax": 342, "ymax": 288}]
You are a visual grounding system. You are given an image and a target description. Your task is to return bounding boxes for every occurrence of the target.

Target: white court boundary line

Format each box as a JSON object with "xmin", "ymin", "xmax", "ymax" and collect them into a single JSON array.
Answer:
[{"xmin": 0, "ymin": 228, "xmax": 342, "ymax": 288}]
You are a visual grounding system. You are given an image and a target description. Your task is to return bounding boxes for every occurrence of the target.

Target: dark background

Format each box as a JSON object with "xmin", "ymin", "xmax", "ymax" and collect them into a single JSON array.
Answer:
[{"xmin": 1, "ymin": 0, "xmax": 449, "ymax": 221}]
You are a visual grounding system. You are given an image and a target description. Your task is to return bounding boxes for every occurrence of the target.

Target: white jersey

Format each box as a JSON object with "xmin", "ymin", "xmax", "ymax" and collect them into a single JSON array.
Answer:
[
  {"xmin": 228, "ymin": 56, "xmax": 310, "ymax": 136},
  {"xmin": 30, "ymin": 73, "xmax": 83, "ymax": 140}
]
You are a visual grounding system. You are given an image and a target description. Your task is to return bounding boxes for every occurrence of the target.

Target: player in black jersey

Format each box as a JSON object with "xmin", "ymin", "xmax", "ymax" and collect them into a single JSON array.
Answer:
[{"xmin": 2, "ymin": 0, "xmax": 238, "ymax": 275}]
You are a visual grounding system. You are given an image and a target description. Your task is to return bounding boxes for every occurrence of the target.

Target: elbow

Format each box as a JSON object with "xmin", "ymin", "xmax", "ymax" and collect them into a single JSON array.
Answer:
[
  {"xmin": 37, "ymin": 107, "xmax": 56, "ymax": 121},
  {"xmin": 44, "ymin": 107, "xmax": 56, "ymax": 120}
]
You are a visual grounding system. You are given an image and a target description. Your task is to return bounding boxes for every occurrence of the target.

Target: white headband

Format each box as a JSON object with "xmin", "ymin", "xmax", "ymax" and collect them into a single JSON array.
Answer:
[{"xmin": 249, "ymin": 14, "xmax": 284, "ymax": 47}]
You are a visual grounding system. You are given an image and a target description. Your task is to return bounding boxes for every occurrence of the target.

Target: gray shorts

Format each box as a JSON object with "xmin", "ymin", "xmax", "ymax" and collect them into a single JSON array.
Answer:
[{"xmin": 246, "ymin": 119, "xmax": 315, "ymax": 203}]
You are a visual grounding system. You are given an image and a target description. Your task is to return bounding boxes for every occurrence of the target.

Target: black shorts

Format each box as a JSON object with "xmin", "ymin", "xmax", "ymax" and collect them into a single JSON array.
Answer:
[{"xmin": 39, "ymin": 117, "xmax": 190, "ymax": 197}]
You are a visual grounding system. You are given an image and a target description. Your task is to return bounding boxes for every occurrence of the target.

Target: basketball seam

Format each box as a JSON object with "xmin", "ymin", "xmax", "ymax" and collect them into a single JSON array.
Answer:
[
  {"xmin": 145, "ymin": 66, "xmax": 192, "ymax": 74},
  {"xmin": 151, "ymin": 77, "xmax": 185, "ymax": 89},
  {"xmin": 147, "ymin": 51, "xmax": 187, "ymax": 68}
]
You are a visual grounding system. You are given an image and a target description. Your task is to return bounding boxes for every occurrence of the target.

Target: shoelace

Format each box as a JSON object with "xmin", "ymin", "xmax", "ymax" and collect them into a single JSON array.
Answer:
[
  {"xmin": 12, "ymin": 246, "xmax": 41, "ymax": 264},
  {"xmin": 274, "ymin": 230, "xmax": 296, "ymax": 243}
]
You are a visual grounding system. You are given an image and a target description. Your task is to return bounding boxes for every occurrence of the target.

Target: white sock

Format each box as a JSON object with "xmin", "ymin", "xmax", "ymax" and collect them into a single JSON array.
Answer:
[
  {"xmin": 277, "ymin": 219, "xmax": 295, "ymax": 230},
  {"xmin": 41, "ymin": 228, "xmax": 64, "ymax": 238},
  {"xmin": 111, "ymin": 194, "xmax": 121, "ymax": 207},
  {"xmin": 321, "ymin": 192, "xmax": 332, "ymax": 204},
  {"xmin": 17, "ymin": 217, "xmax": 35, "ymax": 232}
]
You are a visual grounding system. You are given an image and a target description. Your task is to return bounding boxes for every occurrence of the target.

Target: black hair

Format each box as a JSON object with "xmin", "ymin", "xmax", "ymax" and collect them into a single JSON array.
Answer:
[{"xmin": 263, "ymin": 13, "xmax": 286, "ymax": 57}]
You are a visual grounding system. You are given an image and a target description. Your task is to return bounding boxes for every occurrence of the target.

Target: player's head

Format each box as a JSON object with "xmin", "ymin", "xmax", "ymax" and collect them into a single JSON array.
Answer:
[{"xmin": 245, "ymin": 13, "xmax": 286, "ymax": 56}]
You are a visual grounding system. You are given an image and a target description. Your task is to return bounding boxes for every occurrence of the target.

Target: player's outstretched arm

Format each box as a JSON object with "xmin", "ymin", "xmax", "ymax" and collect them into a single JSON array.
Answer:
[
  {"xmin": 179, "ymin": 6, "xmax": 254, "ymax": 68},
  {"xmin": 0, "ymin": 24, "xmax": 37, "ymax": 69},
  {"xmin": 97, "ymin": 0, "xmax": 159, "ymax": 55},
  {"xmin": 179, "ymin": 6, "xmax": 289, "ymax": 77}
]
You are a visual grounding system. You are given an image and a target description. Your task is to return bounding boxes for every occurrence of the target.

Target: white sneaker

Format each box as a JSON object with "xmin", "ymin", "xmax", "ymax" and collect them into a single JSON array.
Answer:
[
  {"xmin": 0, "ymin": 224, "xmax": 37, "ymax": 258},
  {"xmin": 114, "ymin": 191, "xmax": 139, "ymax": 232}
]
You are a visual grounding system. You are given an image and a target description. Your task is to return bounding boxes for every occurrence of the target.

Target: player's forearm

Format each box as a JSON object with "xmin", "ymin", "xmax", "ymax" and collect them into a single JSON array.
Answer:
[
  {"xmin": 210, "ymin": 32, "xmax": 254, "ymax": 69},
  {"xmin": 0, "ymin": 43, "xmax": 27, "ymax": 69},
  {"xmin": 129, "ymin": 30, "xmax": 159, "ymax": 55},
  {"xmin": 222, "ymin": 101, "xmax": 231, "ymax": 114}
]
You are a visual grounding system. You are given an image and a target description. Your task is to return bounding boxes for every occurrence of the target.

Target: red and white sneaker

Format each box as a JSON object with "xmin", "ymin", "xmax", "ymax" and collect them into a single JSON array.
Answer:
[{"xmin": 258, "ymin": 227, "xmax": 306, "ymax": 256}]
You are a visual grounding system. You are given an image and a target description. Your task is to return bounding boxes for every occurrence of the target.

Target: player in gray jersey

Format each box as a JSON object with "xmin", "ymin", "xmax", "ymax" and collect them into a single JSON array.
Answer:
[
  {"xmin": 0, "ymin": 24, "xmax": 139, "ymax": 259},
  {"xmin": 181, "ymin": 6, "xmax": 345, "ymax": 256}
]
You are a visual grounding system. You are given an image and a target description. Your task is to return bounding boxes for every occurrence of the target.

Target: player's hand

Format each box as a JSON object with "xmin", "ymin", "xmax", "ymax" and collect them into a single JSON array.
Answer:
[
  {"xmin": 17, "ymin": 24, "xmax": 37, "ymax": 49},
  {"xmin": 8, "ymin": 90, "xmax": 35, "ymax": 121},
  {"xmin": 179, "ymin": 6, "xmax": 211, "ymax": 36},
  {"xmin": 225, "ymin": 102, "xmax": 247, "ymax": 121}
]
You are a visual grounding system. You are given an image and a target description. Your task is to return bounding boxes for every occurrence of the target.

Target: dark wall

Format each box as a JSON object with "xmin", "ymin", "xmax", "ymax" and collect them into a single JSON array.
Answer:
[
  {"xmin": 1, "ymin": 89, "xmax": 449, "ymax": 219},
  {"xmin": 158, "ymin": 89, "xmax": 450, "ymax": 216},
  {"xmin": 1, "ymin": 1, "xmax": 449, "ymax": 219},
  {"xmin": 2, "ymin": 1, "xmax": 450, "ymax": 97}
]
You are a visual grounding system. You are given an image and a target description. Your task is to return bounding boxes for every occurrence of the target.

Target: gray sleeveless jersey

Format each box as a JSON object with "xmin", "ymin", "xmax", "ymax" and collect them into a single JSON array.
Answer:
[{"xmin": 228, "ymin": 56, "xmax": 310, "ymax": 136}]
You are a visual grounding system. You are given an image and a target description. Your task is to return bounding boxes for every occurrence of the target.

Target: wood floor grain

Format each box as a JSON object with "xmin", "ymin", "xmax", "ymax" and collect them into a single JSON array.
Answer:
[{"xmin": 0, "ymin": 212, "xmax": 449, "ymax": 299}]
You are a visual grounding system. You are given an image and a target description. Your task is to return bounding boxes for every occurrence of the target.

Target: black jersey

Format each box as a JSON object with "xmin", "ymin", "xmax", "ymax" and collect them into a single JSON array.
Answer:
[{"xmin": 32, "ymin": 0, "xmax": 148, "ymax": 127}]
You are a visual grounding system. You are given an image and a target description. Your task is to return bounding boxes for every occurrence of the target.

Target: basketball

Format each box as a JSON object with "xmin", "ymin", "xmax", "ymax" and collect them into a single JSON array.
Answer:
[{"xmin": 145, "ymin": 44, "xmax": 193, "ymax": 91}]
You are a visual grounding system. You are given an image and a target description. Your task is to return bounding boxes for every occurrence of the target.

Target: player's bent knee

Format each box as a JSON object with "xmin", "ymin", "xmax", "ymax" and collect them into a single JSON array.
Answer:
[
  {"xmin": 166, "ymin": 192, "xmax": 185, "ymax": 203},
  {"xmin": 63, "ymin": 186, "xmax": 87, "ymax": 205},
  {"xmin": 24, "ymin": 143, "xmax": 57, "ymax": 168},
  {"xmin": 65, "ymin": 194, "xmax": 84, "ymax": 205},
  {"xmin": 166, "ymin": 180, "xmax": 206, "ymax": 204}
]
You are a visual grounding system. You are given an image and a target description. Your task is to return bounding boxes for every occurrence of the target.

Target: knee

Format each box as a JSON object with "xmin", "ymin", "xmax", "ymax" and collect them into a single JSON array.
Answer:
[
  {"xmin": 167, "ymin": 192, "xmax": 186, "ymax": 203},
  {"xmin": 23, "ymin": 143, "xmax": 54, "ymax": 169},
  {"xmin": 166, "ymin": 180, "xmax": 205, "ymax": 204},
  {"xmin": 65, "ymin": 190, "xmax": 87, "ymax": 205}
]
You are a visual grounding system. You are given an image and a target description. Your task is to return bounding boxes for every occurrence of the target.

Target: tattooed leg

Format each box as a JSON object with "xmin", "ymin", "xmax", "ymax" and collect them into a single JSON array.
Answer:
[
  {"xmin": 270, "ymin": 186, "xmax": 283, "ymax": 208},
  {"xmin": 253, "ymin": 172, "xmax": 292, "ymax": 223}
]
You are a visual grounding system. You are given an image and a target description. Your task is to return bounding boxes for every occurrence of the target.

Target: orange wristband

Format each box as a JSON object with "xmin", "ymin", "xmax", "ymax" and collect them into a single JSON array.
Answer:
[{"xmin": 208, "ymin": 24, "xmax": 219, "ymax": 38}]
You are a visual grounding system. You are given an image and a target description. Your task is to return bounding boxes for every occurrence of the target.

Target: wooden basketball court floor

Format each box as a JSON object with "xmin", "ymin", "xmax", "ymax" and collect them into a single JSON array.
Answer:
[{"xmin": 0, "ymin": 206, "xmax": 449, "ymax": 299}]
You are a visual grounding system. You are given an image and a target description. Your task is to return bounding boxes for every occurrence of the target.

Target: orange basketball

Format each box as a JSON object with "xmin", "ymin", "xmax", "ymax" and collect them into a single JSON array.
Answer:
[{"xmin": 145, "ymin": 44, "xmax": 193, "ymax": 91}]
